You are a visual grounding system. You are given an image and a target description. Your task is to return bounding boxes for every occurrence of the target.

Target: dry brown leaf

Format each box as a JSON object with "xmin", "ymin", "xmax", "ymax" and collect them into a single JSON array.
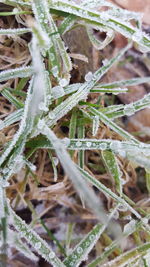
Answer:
[{"xmin": 127, "ymin": 108, "xmax": 150, "ymax": 139}]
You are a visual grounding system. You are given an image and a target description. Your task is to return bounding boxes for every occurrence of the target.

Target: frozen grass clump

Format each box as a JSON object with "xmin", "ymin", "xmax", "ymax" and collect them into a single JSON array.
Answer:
[{"xmin": 0, "ymin": 0, "xmax": 150, "ymax": 266}]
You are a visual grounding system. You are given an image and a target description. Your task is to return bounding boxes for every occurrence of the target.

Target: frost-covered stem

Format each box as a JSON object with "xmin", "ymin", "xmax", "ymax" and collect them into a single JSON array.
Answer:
[
  {"xmin": 0, "ymin": 66, "xmax": 33, "ymax": 82},
  {"xmin": 48, "ymin": 0, "xmax": 150, "ymax": 52},
  {"xmin": 0, "ymin": 28, "xmax": 31, "ymax": 35},
  {"xmin": 26, "ymin": 137, "xmax": 150, "ymax": 156},
  {"xmin": 102, "ymin": 242, "xmax": 150, "ymax": 267},
  {"xmin": 45, "ymin": 44, "xmax": 131, "ymax": 127},
  {"xmin": 88, "ymin": 107, "xmax": 139, "ymax": 143},
  {"xmin": 0, "ymin": 187, "xmax": 8, "ymax": 265},
  {"xmin": 77, "ymin": 166, "xmax": 141, "ymax": 219},
  {"xmin": 64, "ymin": 206, "xmax": 119, "ymax": 267},
  {"xmin": 10, "ymin": 208, "xmax": 65, "ymax": 266},
  {"xmin": 0, "ymin": 109, "xmax": 23, "ymax": 131},
  {"xmin": 0, "ymin": 78, "xmax": 34, "ymax": 168},
  {"xmin": 40, "ymin": 123, "xmax": 108, "ymax": 224}
]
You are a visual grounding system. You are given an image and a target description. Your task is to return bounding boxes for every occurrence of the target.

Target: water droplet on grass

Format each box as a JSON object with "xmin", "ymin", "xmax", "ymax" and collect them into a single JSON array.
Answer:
[
  {"xmin": 85, "ymin": 72, "xmax": 93, "ymax": 82},
  {"xmin": 52, "ymin": 85, "xmax": 65, "ymax": 98},
  {"xmin": 123, "ymin": 220, "xmax": 136, "ymax": 234},
  {"xmin": 124, "ymin": 104, "xmax": 135, "ymax": 116},
  {"xmin": 59, "ymin": 78, "xmax": 68, "ymax": 87},
  {"xmin": 37, "ymin": 119, "xmax": 45, "ymax": 130},
  {"xmin": 53, "ymin": 157, "xmax": 59, "ymax": 166},
  {"xmin": 77, "ymin": 247, "xmax": 83, "ymax": 254},
  {"xmin": 99, "ymin": 143, "xmax": 107, "ymax": 150},
  {"xmin": 86, "ymin": 141, "xmax": 92, "ymax": 148},
  {"xmin": 48, "ymin": 112, "xmax": 55, "ymax": 119},
  {"xmin": 39, "ymin": 102, "xmax": 49, "ymax": 112},
  {"xmin": 35, "ymin": 242, "xmax": 41, "ymax": 249},
  {"xmin": 76, "ymin": 141, "xmax": 82, "ymax": 147},
  {"xmin": 49, "ymin": 251, "xmax": 55, "ymax": 259},
  {"xmin": 51, "ymin": 66, "xmax": 59, "ymax": 77}
]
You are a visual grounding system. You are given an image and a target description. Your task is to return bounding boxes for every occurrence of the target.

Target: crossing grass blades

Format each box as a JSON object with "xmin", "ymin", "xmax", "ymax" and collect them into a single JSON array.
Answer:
[{"xmin": 0, "ymin": 0, "xmax": 150, "ymax": 266}]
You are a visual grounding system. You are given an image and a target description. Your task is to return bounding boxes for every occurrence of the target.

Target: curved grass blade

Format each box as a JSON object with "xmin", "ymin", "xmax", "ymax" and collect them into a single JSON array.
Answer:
[
  {"xmin": 86, "ymin": 25, "xmax": 114, "ymax": 50},
  {"xmin": 48, "ymin": 0, "xmax": 150, "ymax": 52}
]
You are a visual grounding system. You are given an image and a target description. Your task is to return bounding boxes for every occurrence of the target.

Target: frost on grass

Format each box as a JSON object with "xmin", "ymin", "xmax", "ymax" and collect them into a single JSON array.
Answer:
[{"xmin": 1, "ymin": 0, "xmax": 150, "ymax": 265}]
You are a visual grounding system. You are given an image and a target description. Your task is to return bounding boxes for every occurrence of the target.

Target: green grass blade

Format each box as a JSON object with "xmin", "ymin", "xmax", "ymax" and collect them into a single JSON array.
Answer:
[
  {"xmin": 63, "ymin": 224, "xmax": 103, "ymax": 267},
  {"xmin": 0, "ymin": 109, "xmax": 23, "ymax": 131},
  {"xmin": 101, "ymin": 150, "xmax": 122, "ymax": 195},
  {"xmin": 88, "ymin": 107, "xmax": 139, "ymax": 143},
  {"xmin": 1, "ymin": 88, "xmax": 24, "ymax": 109},
  {"xmin": 0, "ymin": 66, "xmax": 33, "ymax": 82},
  {"xmin": 101, "ymin": 242, "xmax": 150, "ymax": 267},
  {"xmin": 0, "ymin": 28, "xmax": 31, "ymax": 35},
  {"xmin": 39, "ymin": 122, "xmax": 108, "ymax": 224},
  {"xmin": 10, "ymin": 208, "xmax": 65, "ymax": 266},
  {"xmin": 45, "ymin": 44, "xmax": 131, "ymax": 127},
  {"xmin": 48, "ymin": 0, "xmax": 150, "ymax": 52}
]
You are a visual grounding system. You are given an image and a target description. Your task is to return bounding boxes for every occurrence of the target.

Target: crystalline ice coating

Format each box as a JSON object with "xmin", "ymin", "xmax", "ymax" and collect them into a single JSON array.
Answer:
[
  {"xmin": 102, "ymin": 59, "xmax": 109, "ymax": 66},
  {"xmin": 48, "ymin": 111, "xmax": 55, "ymax": 119},
  {"xmin": 77, "ymin": 247, "xmax": 83, "ymax": 254},
  {"xmin": 49, "ymin": 251, "xmax": 55, "ymax": 259},
  {"xmin": 37, "ymin": 119, "xmax": 45, "ymax": 130},
  {"xmin": 50, "ymin": 53, "xmax": 55, "ymax": 61},
  {"xmin": 118, "ymin": 150, "xmax": 126, "ymax": 158},
  {"xmin": 28, "ymin": 234, "xmax": 32, "ymax": 240},
  {"xmin": 142, "ymin": 218, "xmax": 149, "ymax": 224},
  {"xmin": 117, "ymin": 204, "xmax": 128, "ymax": 212},
  {"xmin": 59, "ymin": 78, "xmax": 69, "ymax": 87},
  {"xmin": 92, "ymin": 116, "xmax": 99, "ymax": 136},
  {"xmin": 52, "ymin": 86, "xmax": 65, "ymax": 99},
  {"xmin": 30, "ymin": 164, "xmax": 36, "ymax": 172},
  {"xmin": 123, "ymin": 219, "xmax": 136, "ymax": 234},
  {"xmin": 85, "ymin": 72, "xmax": 93, "ymax": 82},
  {"xmin": 51, "ymin": 66, "xmax": 59, "ymax": 77},
  {"xmin": 0, "ymin": 119, "xmax": 4, "ymax": 129},
  {"xmin": 0, "ymin": 180, "xmax": 9, "ymax": 188},
  {"xmin": 124, "ymin": 104, "xmax": 135, "ymax": 116},
  {"xmin": 35, "ymin": 242, "xmax": 41, "ymax": 249},
  {"xmin": 86, "ymin": 141, "xmax": 92, "ymax": 147},
  {"xmin": 100, "ymin": 12, "xmax": 110, "ymax": 21},
  {"xmin": 110, "ymin": 141, "xmax": 122, "ymax": 152},
  {"xmin": 62, "ymin": 137, "xmax": 70, "ymax": 147},
  {"xmin": 132, "ymin": 30, "xmax": 142, "ymax": 42},
  {"xmin": 76, "ymin": 141, "xmax": 82, "ymax": 147},
  {"xmin": 89, "ymin": 234, "xmax": 95, "ymax": 241},
  {"xmin": 39, "ymin": 102, "xmax": 49, "ymax": 112},
  {"xmin": 99, "ymin": 143, "xmax": 107, "ymax": 150},
  {"xmin": 112, "ymin": 210, "xmax": 119, "ymax": 220},
  {"xmin": 123, "ymin": 215, "xmax": 132, "ymax": 220},
  {"xmin": 121, "ymin": 178, "xmax": 127, "ymax": 185},
  {"xmin": 53, "ymin": 157, "xmax": 59, "ymax": 166}
]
